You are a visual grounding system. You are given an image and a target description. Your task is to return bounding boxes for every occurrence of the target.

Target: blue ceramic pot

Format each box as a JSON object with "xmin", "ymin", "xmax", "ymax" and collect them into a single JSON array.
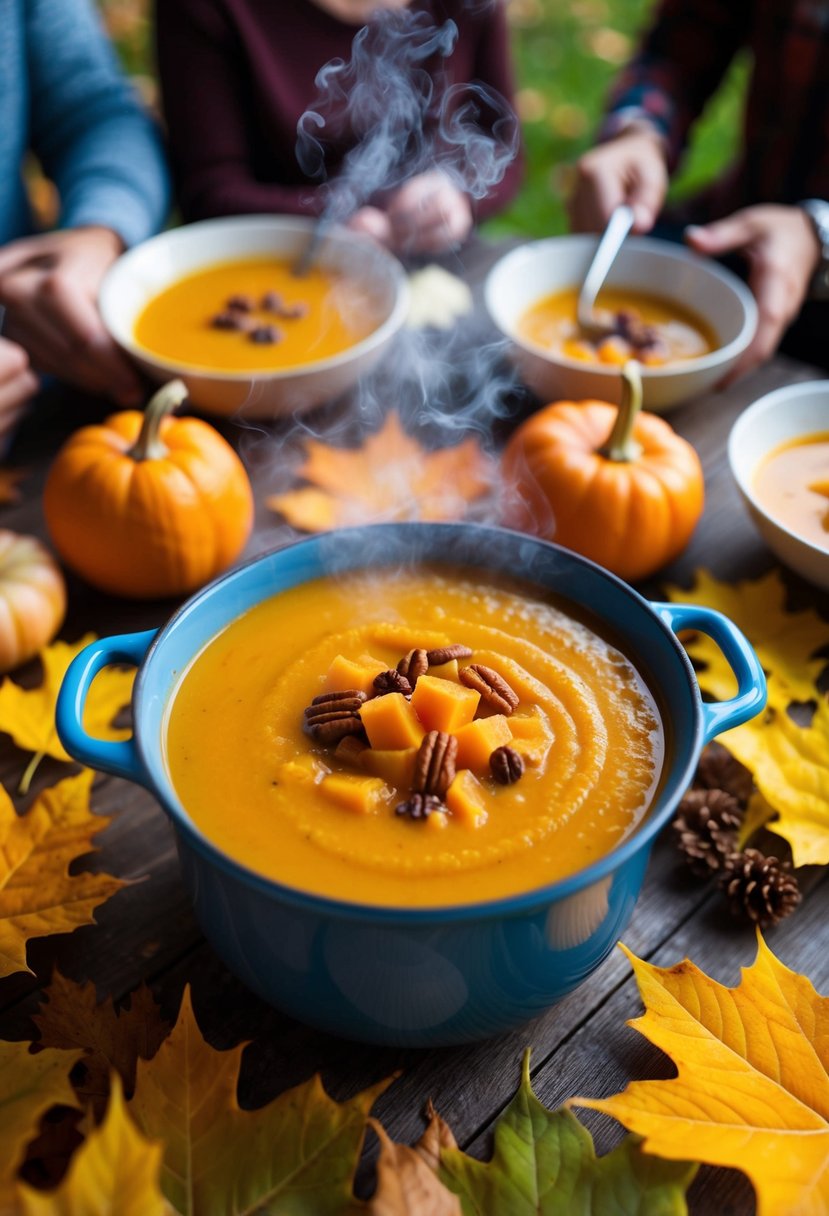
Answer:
[{"xmin": 56, "ymin": 524, "xmax": 765, "ymax": 1046}]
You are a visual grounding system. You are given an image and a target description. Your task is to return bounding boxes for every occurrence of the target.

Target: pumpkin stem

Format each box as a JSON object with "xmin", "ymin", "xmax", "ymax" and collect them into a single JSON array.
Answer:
[
  {"xmin": 599, "ymin": 361, "xmax": 643, "ymax": 463},
  {"xmin": 19, "ymin": 750, "xmax": 44, "ymax": 796},
  {"xmin": 129, "ymin": 380, "xmax": 189, "ymax": 462}
]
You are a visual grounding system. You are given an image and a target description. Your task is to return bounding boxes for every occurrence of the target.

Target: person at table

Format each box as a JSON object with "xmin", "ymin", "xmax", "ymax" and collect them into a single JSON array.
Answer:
[
  {"xmin": 0, "ymin": 0, "xmax": 170, "ymax": 420},
  {"xmin": 568, "ymin": 0, "xmax": 829, "ymax": 379},
  {"xmin": 155, "ymin": 0, "xmax": 522, "ymax": 256}
]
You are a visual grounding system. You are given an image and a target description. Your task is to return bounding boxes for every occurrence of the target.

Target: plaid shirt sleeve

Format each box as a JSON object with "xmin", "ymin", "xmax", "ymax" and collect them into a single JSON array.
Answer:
[{"xmin": 599, "ymin": 0, "xmax": 752, "ymax": 170}]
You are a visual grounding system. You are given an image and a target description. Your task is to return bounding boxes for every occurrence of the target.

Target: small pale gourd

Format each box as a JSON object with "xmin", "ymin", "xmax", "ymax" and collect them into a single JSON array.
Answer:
[{"xmin": 0, "ymin": 530, "xmax": 66, "ymax": 672}]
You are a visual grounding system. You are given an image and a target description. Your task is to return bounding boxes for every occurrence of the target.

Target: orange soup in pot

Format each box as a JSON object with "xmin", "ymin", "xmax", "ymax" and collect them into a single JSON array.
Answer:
[
  {"xmin": 133, "ymin": 257, "xmax": 381, "ymax": 373},
  {"xmin": 164, "ymin": 566, "xmax": 666, "ymax": 907},
  {"xmin": 753, "ymin": 430, "xmax": 829, "ymax": 551}
]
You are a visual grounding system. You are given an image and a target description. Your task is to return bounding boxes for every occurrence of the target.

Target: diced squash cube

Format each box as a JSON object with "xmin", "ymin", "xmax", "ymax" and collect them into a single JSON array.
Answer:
[
  {"xmin": 324, "ymin": 653, "xmax": 386, "ymax": 698},
  {"xmin": 410, "ymin": 675, "xmax": 479, "ymax": 734},
  {"xmin": 509, "ymin": 713, "xmax": 554, "ymax": 768},
  {"xmin": 360, "ymin": 693, "xmax": 425, "ymax": 750},
  {"xmin": 360, "ymin": 746, "xmax": 417, "ymax": 791},
  {"xmin": 453, "ymin": 715, "xmax": 512, "ymax": 772},
  {"xmin": 320, "ymin": 773, "xmax": 391, "ymax": 815},
  {"xmin": 427, "ymin": 659, "xmax": 459, "ymax": 683},
  {"xmin": 446, "ymin": 769, "xmax": 488, "ymax": 828},
  {"xmin": 423, "ymin": 809, "xmax": 449, "ymax": 831}
]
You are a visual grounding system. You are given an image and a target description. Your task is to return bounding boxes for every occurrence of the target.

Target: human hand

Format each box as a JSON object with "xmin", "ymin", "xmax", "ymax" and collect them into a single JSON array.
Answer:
[
  {"xmin": 345, "ymin": 206, "xmax": 394, "ymax": 247},
  {"xmin": 0, "ymin": 227, "xmax": 143, "ymax": 405},
  {"xmin": 0, "ymin": 338, "xmax": 38, "ymax": 446},
  {"xmin": 385, "ymin": 171, "xmax": 474, "ymax": 256},
  {"xmin": 686, "ymin": 205, "xmax": 821, "ymax": 380},
  {"xmin": 568, "ymin": 128, "xmax": 669, "ymax": 235}
]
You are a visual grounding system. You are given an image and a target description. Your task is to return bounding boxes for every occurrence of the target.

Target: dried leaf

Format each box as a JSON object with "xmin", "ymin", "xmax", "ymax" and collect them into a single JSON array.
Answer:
[
  {"xmin": 438, "ymin": 1052, "xmax": 695, "ymax": 1214},
  {"xmin": 0, "ymin": 468, "xmax": 27, "ymax": 506},
  {"xmin": 573, "ymin": 936, "xmax": 829, "ymax": 1216},
  {"xmin": 33, "ymin": 972, "xmax": 170, "ymax": 1118},
  {"xmin": 0, "ymin": 633, "xmax": 135, "ymax": 793},
  {"xmin": 665, "ymin": 569, "xmax": 829, "ymax": 865},
  {"xmin": 0, "ymin": 771, "xmax": 126, "ymax": 977},
  {"xmin": 267, "ymin": 412, "xmax": 493, "ymax": 531},
  {"xmin": 129, "ymin": 985, "xmax": 393, "ymax": 1216},
  {"xmin": 368, "ymin": 1118, "xmax": 461, "ymax": 1216},
  {"xmin": 17, "ymin": 1076, "xmax": 168, "ymax": 1216},
  {"xmin": 0, "ymin": 1041, "xmax": 81, "ymax": 1185}
]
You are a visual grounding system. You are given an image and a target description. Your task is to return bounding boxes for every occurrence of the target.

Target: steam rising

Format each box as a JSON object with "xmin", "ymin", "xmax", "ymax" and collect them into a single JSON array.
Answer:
[
  {"xmin": 242, "ymin": 2, "xmax": 532, "ymax": 548},
  {"xmin": 296, "ymin": 6, "xmax": 519, "ymax": 225}
]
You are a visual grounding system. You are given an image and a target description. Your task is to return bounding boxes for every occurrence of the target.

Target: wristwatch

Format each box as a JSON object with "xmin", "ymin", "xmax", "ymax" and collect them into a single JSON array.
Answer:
[{"xmin": 799, "ymin": 199, "xmax": 829, "ymax": 299}]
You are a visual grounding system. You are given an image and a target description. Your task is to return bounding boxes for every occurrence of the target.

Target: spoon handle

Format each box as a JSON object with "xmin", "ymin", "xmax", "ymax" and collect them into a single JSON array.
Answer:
[{"xmin": 577, "ymin": 204, "xmax": 635, "ymax": 326}]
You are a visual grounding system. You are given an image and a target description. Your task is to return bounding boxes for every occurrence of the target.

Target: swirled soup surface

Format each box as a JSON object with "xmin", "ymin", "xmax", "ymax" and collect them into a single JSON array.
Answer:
[
  {"xmin": 165, "ymin": 568, "xmax": 665, "ymax": 907},
  {"xmin": 133, "ymin": 257, "xmax": 380, "ymax": 372}
]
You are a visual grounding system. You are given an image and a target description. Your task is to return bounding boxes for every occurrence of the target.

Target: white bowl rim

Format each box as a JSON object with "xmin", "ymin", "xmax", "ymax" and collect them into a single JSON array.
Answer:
[
  {"xmin": 484, "ymin": 233, "xmax": 758, "ymax": 380},
  {"xmin": 99, "ymin": 213, "xmax": 411, "ymax": 383},
  {"xmin": 728, "ymin": 378, "xmax": 829, "ymax": 560}
]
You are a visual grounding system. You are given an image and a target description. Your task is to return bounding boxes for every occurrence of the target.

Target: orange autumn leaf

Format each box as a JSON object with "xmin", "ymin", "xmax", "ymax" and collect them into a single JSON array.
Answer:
[
  {"xmin": 17, "ymin": 1076, "xmax": 168, "ymax": 1216},
  {"xmin": 573, "ymin": 936, "xmax": 829, "ymax": 1216},
  {"xmin": 267, "ymin": 411, "xmax": 494, "ymax": 531},
  {"xmin": 368, "ymin": 1114, "xmax": 461, "ymax": 1216},
  {"xmin": 33, "ymin": 972, "xmax": 170, "ymax": 1119},
  {"xmin": 0, "ymin": 633, "xmax": 135, "ymax": 793},
  {"xmin": 0, "ymin": 770, "xmax": 126, "ymax": 977},
  {"xmin": 129, "ymin": 985, "xmax": 394, "ymax": 1216}
]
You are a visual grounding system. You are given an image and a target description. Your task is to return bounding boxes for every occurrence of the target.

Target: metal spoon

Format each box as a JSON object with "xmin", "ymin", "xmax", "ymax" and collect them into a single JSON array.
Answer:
[
  {"xmin": 292, "ymin": 216, "xmax": 331, "ymax": 278},
  {"xmin": 576, "ymin": 204, "xmax": 635, "ymax": 342}
]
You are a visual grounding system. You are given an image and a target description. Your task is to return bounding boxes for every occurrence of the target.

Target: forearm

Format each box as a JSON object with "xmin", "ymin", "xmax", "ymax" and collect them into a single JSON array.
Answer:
[
  {"xmin": 601, "ymin": 0, "xmax": 751, "ymax": 169},
  {"xmin": 26, "ymin": 0, "xmax": 169, "ymax": 247}
]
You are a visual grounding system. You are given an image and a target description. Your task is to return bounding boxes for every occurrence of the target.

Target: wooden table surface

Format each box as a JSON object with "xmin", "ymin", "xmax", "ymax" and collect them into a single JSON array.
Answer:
[{"xmin": 1, "ymin": 238, "xmax": 826, "ymax": 1215}]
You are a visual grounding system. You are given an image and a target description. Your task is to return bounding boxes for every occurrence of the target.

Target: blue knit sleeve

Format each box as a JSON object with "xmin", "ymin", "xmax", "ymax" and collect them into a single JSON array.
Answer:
[{"xmin": 25, "ymin": 0, "xmax": 170, "ymax": 248}]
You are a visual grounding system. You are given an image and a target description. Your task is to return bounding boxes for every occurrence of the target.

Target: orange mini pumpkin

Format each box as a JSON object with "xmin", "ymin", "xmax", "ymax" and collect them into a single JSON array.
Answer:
[
  {"xmin": 43, "ymin": 380, "xmax": 254, "ymax": 599},
  {"xmin": 502, "ymin": 364, "xmax": 704, "ymax": 581},
  {"xmin": 0, "ymin": 530, "xmax": 66, "ymax": 671}
]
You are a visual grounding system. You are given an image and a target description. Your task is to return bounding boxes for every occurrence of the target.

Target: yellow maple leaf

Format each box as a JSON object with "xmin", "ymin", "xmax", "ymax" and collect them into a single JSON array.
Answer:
[
  {"xmin": 0, "ymin": 634, "xmax": 135, "ymax": 794},
  {"xmin": 0, "ymin": 1040, "xmax": 81, "ymax": 1187},
  {"xmin": 573, "ymin": 937, "xmax": 829, "ymax": 1216},
  {"xmin": 665, "ymin": 569, "xmax": 829, "ymax": 865},
  {"xmin": 0, "ymin": 770, "xmax": 126, "ymax": 977},
  {"xmin": 129, "ymin": 986, "xmax": 393, "ymax": 1216},
  {"xmin": 267, "ymin": 411, "xmax": 494, "ymax": 531},
  {"xmin": 17, "ymin": 1076, "xmax": 168, "ymax": 1216}
]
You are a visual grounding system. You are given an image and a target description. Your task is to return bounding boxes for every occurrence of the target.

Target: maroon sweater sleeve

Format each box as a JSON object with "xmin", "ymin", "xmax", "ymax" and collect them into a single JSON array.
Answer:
[{"xmin": 155, "ymin": 0, "xmax": 522, "ymax": 225}]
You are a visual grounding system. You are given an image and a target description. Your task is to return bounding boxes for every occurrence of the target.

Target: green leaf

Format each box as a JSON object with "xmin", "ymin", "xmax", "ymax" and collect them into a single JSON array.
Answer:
[{"xmin": 439, "ymin": 1052, "xmax": 695, "ymax": 1215}]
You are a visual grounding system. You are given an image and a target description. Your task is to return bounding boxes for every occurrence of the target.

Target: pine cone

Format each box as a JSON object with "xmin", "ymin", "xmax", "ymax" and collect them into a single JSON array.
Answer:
[
  {"xmin": 674, "ymin": 788, "xmax": 742, "ymax": 877},
  {"xmin": 696, "ymin": 742, "xmax": 754, "ymax": 807},
  {"xmin": 719, "ymin": 847, "xmax": 801, "ymax": 929}
]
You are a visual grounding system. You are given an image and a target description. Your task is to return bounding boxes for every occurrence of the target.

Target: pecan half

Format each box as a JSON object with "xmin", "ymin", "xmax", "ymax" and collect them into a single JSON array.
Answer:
[
  {"xmin": 490, "ymin": 745, "xmax": 524, "ymax": 785},
  {"xmin": 249, "ymin": 324, "xmax": 281, "ymax": 345},
  {"xmin": 459, "ymin": 664, "xmax": 519, "ymax": 714},
  {"xmin": 304, "ymin": 689, "xmax": 366, "ymax": 744},
  {"xmin": 373, "ymin": 669, "xmax": 412, "ymax": 697},
  {"xmin": 397, "ymin": 648, "xmax": 429, "ymax": 685},
  {"xmin": 395, "ymin": 793, "xmax": 446, "ymax": 821},
  {"xmin": 413, "ymin": 730, "xmax": 458, "ymax": 798},
  {"xmin": 227, "ymin": 293, "xmax": 254, "ymax": 312},
  {"xmin": 211, "ymin": 311, "xmax": 248, "ymax": 331},
  {"xmin": 426, "ymin": 644, "xmax": 473, "ymax": 666}
]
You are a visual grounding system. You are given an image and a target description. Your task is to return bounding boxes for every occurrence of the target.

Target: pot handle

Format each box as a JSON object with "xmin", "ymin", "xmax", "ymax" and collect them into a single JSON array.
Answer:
[
  {"xmin": 652, "ymin": 602, "xmax": 766, "ymax": 745},
  {"xmin": 56, "ymin": 629, "xmax": 157, "ymax": 787}
]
